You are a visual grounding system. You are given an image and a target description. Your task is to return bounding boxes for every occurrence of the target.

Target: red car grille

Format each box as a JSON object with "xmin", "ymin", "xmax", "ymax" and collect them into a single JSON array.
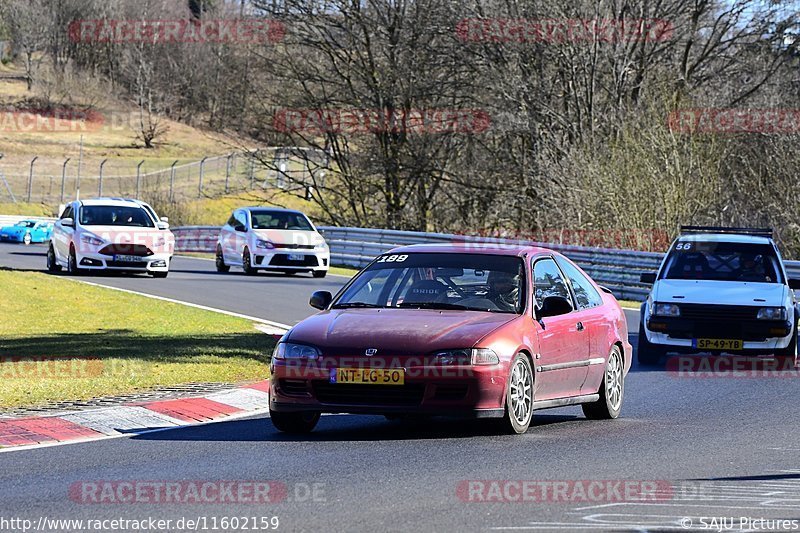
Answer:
[
  {"xmin": 98, "ymin": 244, "xmax": 153, "ymax": 256},
  {"xmin": 311, "ymin": 381, "xmax": 425, "ymax": 406}
]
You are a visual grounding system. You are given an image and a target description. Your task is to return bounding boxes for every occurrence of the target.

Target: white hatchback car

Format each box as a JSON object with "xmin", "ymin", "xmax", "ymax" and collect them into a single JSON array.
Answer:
[
  {"xmin": 47, "ymin": 198, "xmax": 174, "ymax": 277},
  {"xmin": 638, "ymin": 226, "xmax": 800, "ymax": 367},
  {"xmin": 215, "ymin": 207, "xmax": 330, "ymax": 277}
]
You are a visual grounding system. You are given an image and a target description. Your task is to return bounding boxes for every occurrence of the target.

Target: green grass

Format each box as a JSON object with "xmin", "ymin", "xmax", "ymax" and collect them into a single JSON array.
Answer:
[
  {"xmin": 0, "ymin": 270, "xmax": 274, "ymax": 409},
  {"xmin": 617, "ymin": 300, "xmax": 642, "ymax": 309},
  {"xmin": 0, "ymin": 202, "xmax": 55, "ymax": 217}
]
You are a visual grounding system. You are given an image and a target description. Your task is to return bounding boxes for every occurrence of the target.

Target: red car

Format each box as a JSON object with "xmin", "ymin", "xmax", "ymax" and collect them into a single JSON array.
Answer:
[{"xmin": 268, "ymin": 244, "xmax": 632, "ymax": 434}]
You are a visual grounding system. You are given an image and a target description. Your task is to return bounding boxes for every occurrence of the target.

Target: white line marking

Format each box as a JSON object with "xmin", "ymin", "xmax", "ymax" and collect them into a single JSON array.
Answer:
[{"xmin": 65, "ymin": 278, "xmax": 291, "ymax": 333}]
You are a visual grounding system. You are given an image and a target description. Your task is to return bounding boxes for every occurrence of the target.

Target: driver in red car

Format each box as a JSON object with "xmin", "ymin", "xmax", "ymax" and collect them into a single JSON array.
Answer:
[{"xmin": 487, "ymin": 270, "xmax": 521, "ymax": 312}]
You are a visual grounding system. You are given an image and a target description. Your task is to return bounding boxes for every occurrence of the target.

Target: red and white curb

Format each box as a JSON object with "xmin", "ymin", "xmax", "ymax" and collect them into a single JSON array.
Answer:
[{"xmin": 0, "ymin": 381, "xmax": 271, "ymax": 451}]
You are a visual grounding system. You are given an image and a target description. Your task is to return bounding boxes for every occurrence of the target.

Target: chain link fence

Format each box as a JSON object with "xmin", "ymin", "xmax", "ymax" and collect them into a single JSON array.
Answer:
[{"xmin": 0, "ymin": 147, "xmax": 331, "ymax": 205}]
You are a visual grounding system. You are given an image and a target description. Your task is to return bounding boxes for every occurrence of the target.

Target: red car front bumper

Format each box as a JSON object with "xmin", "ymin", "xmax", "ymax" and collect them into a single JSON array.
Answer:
[{"xmin": 269, "ymin": 360, "xmax": 508, "ymax": 417}]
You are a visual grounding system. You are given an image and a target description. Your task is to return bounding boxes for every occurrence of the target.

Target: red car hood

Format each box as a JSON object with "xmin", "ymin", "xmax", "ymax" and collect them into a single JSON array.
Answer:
[{"xmin": 287, "ymin": 309, "xmax": 517, "ymax": 356}]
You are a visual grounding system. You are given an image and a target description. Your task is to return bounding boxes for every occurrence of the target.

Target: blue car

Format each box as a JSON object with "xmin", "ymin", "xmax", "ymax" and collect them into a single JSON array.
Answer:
[{"xmin": 0, "ymin": 219, "xmax": 54, "ymax": 245}]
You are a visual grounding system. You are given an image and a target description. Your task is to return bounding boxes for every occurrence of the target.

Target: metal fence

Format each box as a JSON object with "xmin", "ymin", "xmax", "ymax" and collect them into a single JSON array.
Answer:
[
  {"xmin": 4, "ymin": 217, "xmax": 799, "ymax": 302},
  {"xmin": 0, "ymin": 147, "xmax": 330, "ymax": 205}
]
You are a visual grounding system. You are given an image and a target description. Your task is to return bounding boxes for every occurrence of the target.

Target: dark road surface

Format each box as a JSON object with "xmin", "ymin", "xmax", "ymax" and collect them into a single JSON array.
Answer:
[{"xmin": 1, "ymin": 242, "xmax": 798, "ymax": 532}]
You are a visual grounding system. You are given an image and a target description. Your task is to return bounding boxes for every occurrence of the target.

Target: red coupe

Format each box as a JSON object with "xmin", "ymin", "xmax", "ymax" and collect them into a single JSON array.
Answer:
[{"xmin": 269, "ymin": 244, "xmax": 631, "ymax": 434}]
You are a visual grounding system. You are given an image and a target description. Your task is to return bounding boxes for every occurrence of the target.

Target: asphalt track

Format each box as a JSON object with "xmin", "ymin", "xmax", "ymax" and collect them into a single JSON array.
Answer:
[{"xmin": 1, "ymin": 242, "xmax": 799, "ymax": 532}]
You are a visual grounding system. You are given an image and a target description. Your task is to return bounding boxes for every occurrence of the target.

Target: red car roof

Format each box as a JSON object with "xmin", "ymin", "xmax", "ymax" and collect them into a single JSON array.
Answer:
[{"xmin": 385, "ymin": 243, "xmax": 555, "ymax": 257}]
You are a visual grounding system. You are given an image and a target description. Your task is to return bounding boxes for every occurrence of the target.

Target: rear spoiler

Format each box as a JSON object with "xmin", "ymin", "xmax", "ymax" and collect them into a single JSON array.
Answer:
[
  {"xmin": 680, "ymin": 225, "xmax": 773, "ymax": 238},
  {"xmin": 597, "ymin": 285, "xmax": 614, "ymax": 294}
]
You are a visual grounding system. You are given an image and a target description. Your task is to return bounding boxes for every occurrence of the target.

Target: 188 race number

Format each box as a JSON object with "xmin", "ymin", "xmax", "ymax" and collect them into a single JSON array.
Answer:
[{"xmin": 377, "ymin": 254, "xmax": 408, "ymax": 263}]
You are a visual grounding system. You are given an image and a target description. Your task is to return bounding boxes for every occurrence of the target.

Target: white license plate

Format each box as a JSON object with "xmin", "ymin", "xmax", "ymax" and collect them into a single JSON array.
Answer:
[
  {"xmin": 114, "ymin": 255, "xmax": 141, "ymax": 262},
  {"xmin": 288, "ymin": 254, "xmax": 304, "ymax": 261}
]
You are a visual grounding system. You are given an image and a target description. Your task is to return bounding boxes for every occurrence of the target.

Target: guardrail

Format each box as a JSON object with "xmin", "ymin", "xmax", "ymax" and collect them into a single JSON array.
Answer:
[
  {"xmin": 316, "ymin": 227, "xmax": 667, "ymax": 301},
  {"xmin": 167, "ymin": 226, "xmax": 667, "ymax": 300},
  {"xmin": 3, "ymin": 215, "xmax": 799, "ymax": 302}
]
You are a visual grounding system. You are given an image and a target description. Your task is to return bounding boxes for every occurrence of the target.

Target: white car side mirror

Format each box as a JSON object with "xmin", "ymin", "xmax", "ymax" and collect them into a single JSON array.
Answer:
[{"xmin": 157, "ymin": 221, "xmax": 170, "ymax": 230}]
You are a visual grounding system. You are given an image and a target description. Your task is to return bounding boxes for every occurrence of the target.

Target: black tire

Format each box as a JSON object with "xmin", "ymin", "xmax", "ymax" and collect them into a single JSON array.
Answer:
[
  {"xmin": 637, "ymin": 305, "xmax": 663, "ymax": 366},
  {"xmin": 269, "ymin": 409, "xmax": 320, "ymax": 434},
  {"xmin": 215, "ymin": 246, "xmax": 230, "ymax": 273},
  {"xmin": 46, "ymin": 244, "xmax": 62, "ymax": 272},
  {"xmin": 242, "ymin": 248, "xmax": 257, "ymax": 275},
  {"xmin": 499, "ymin": 353, "xmax": 534, "ymax": 434},
  {"xmin": 67, "ymin": 246, "xmax": 83, "ymax": 276},
  {"xmin": 150, "ymin": 271, "xmax": 168, "ymax": 278},
  {"xmin": 583, "ymin": 345, "xmax": 625, "ymax": 420},
  {"xmin": 22, "ymin": 232, "xmax": 31, "ymax": 245},
  {"xmin": 312, "ymin": 270, "xmax": 327, "ymax": 278}
]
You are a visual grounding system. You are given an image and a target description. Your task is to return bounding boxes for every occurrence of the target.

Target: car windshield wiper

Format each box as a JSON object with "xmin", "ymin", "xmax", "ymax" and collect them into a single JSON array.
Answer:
[
  {"xmin": 332, "ymin": 302, "xmax": 384, "ymax": 309},
  {"xmin": 396, "ymin": 302, "xmax": 471, "ymax": 310}
]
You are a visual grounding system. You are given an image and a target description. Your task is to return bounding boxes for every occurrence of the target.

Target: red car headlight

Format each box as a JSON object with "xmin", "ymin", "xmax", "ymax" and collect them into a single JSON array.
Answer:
[
  {"xmin": 273, "ymin": 342, "xmax": 320, "ymax": 360},
  {"xmin": 431, "ymin": 348, "xmax": 499, "ymax": 366}
]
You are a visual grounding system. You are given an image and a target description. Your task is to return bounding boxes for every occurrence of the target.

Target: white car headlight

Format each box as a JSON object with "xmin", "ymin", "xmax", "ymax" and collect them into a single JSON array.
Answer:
[
  {"xmin": 652, "ymin": 303, "xmax": 681, "ymax": 317},
  {"xmin": 256, "ymin": 239, "xmax": 275, "ymax": 249},
  {"xmin": 756, "ymin": 307, "xmax": 787, "ymax": 320},
  {"xmin": 80, "ymin": 234, "xmax": 104, "ymax": 246},
  {"xmin": 314, "ymin": 241, "xmax": 328, "ymax": 250},
  {"xmin": 272, "ymin": 342, "xmax": 320, "ymax": 360}
]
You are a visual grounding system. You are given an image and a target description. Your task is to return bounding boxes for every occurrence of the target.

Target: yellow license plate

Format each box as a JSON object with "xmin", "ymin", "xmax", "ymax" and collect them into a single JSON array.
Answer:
[
  {"xmin": 331, "ymin": 368, "xmax": 405, "ymax": 385},
  {"xmin": 693, "ymin": 338, "xmax": 743, "ymax": 350}
]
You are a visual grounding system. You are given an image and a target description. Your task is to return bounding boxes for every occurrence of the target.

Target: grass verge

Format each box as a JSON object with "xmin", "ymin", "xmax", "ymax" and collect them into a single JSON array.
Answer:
[{"xmin": 0, "ymin": 270, "xmax": 274, "ymax": 409}]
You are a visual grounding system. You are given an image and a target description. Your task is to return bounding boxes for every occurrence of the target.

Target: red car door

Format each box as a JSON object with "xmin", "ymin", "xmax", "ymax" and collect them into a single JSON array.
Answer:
[
  {"xmin": 531, "ymin": 257, "xmax": 590, "ymax": 401},
  {"xmin": 553, "ymin": 255, "xmax": 613, "ymax": 395}
]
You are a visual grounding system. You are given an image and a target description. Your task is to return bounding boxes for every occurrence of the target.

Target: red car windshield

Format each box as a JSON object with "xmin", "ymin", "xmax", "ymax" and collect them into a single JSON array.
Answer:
[{"xmin": 334, "ymin": 253, "xmax": 525, "ymax": 314}]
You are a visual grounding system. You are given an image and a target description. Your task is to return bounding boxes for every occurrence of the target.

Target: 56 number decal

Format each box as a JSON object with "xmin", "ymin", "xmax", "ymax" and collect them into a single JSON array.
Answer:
[{"xmin": 377, "ymin": 254, "xmax": 408, "ymax": 263}]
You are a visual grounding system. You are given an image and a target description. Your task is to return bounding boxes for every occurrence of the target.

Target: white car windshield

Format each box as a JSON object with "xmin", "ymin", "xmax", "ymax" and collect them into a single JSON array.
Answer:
[
  {"xmin": 79, "ymin": 206, "xmax": 155, "ymax": 227},
  {"xmin": 250, "ymin": 210, "xmax": 313, "ymax": 231},
  {"xmin": 662, "ymin": 242, "xmax": 782, "ymax": 283}
]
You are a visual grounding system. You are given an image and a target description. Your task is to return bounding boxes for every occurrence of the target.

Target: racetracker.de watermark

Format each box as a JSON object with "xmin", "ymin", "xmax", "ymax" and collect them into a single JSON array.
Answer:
[
  {"xmin": 0, "ymin": 108, "xmax": 179, "ymax": 135},
  {"xmin": 455, "ymin": 18, "xmax": 674, "ymax": 43},
  {"xmin": 273, "ymin": 108, "xmax": 492, "ymax": 135},
  {"xmin": 462, "ymin": 228, "xmax": 670, "ymax": 251},
  {"xmin": 69, "ymin": 481, "xmax": 326, "ymax": 504},
  {"xmin": 456, "ymin": 480, "xmax": 674, "ymax": 503},
  {"xmin": 279, "ymin": 357, "xmax": 479, "ymax": 379},
  {"xmin": 68, "ymin": 19, "xmax": 285, "ymax": 44},
  {"xmin": 72, "ymin": 230, "xmax": 175, "ymax": 256},
  {"xmin": 666, "ymin": 356, "xmax": 800, "ymax": 378},
  {"xmin": 667, "ymin": 109, "xmax": 800, "ymax": 134},
  {"xmin": 0, "ymin": 356, "xmax": 103, "ymax": 379}
]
